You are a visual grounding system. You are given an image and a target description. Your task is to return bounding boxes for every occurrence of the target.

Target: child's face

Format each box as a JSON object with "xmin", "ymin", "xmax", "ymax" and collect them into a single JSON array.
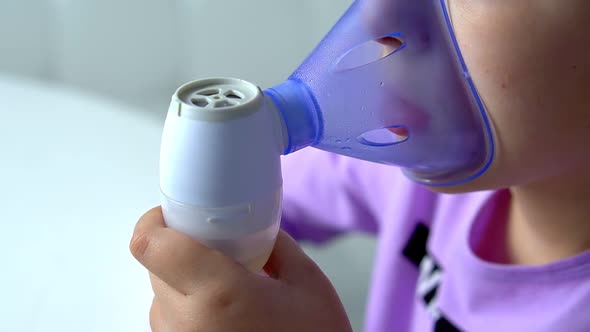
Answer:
[{"xmin": 446, "ymin": 1, "xmax": 590, "ymax": 191}]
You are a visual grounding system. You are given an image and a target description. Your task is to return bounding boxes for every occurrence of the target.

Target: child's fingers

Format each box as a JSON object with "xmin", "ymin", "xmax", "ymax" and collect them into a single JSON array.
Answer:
[
  {"xmin": 133, "ymin": 206, "xmax": 166, "ymax": 232},
  {"xmin": 263, "ymin": 231, "xmax": 322, "ymax": 284},
  {"xmin": 149, "ymin": 297, "xmax": 171, "ymax": 332},
  {"xmin": 130, "ymin": 207, "xmax": 248, "ymax": 296},
  {"xmin": 150, "ymin": 272, "xmax": 184, "ymax": 300},
  {"xmin": 149, "ymin": 283, "xmax": 185, "ymax": 332}
]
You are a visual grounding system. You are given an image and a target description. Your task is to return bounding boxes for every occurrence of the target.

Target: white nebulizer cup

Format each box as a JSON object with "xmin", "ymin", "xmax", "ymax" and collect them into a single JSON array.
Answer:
[{"xmin": 160, "ymin": 78, "xmax": 286, "ymax": 272}]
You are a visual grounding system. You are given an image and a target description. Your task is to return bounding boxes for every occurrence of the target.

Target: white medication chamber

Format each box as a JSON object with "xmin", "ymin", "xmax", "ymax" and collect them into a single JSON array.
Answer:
[{"xmin": 160, "ymin": 78, "xmax": 286, "ymax": 271}]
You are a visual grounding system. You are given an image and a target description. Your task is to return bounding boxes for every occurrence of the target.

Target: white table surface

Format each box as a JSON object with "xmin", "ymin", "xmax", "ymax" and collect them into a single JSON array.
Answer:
[{"xmin": 0, "ymin": 75, "xmax": 160, "ymax": 331}]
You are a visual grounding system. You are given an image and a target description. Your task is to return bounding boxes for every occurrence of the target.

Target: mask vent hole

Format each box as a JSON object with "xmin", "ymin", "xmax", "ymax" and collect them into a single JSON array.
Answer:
[
  {"xmin": 334, "ymin": 33, "xmax": 405, "ymax": 72},
  {"xmin": 357, "ymin": 126, "xmax": 409, "ymax": 147}
]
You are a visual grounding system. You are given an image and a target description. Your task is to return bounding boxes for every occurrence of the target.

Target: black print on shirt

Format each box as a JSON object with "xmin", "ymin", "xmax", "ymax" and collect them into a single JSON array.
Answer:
[{"xmin": 403, "ymin": 223, "xmax": 462, "ymax": 332}]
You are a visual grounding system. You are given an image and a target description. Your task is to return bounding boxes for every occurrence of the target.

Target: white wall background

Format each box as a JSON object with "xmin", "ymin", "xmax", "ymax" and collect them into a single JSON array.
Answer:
[
  {"xmin": 0, "ymin": 1, "xmax": 376, "ymax": 331},
  {"xmin": 0, "ymin": 0, "xmax": 355, "ymax": 116}
]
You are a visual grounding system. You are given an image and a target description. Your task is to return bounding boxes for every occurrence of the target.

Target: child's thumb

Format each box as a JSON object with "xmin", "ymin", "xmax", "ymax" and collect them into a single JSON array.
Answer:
[{"xmin": 263, "ymin": 230, "xmax": 324, "ymax": 284}]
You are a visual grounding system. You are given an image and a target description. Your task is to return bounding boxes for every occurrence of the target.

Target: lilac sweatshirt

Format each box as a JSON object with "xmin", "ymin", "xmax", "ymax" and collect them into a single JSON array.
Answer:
[{"xmin": 281, "ymin": 148, "xmax": 590, "ymax": 332}]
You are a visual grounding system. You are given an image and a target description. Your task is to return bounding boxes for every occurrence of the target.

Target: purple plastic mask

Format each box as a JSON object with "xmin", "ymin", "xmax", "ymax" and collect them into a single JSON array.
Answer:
[{"xmin": 265, "ymin": 0, "xmax": 494, "ymax": 186}]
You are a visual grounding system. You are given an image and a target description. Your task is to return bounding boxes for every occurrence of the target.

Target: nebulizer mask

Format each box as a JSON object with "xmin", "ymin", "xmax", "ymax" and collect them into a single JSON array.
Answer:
[{"xmin": 159, "ymin": 0, "xmax": 494, "ymax": 270}]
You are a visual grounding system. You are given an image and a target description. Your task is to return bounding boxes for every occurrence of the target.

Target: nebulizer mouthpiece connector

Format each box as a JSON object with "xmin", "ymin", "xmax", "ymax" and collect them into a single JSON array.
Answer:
[{"xmin": 265, "ymin": 80, "xmax": 322, "ymax": 154}]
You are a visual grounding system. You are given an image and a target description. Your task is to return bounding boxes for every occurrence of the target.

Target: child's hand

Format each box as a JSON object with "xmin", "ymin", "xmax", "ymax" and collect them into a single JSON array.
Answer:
[{"xmin": 130, "ymin": 207, "xmax": 353, "ymax": 332}]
